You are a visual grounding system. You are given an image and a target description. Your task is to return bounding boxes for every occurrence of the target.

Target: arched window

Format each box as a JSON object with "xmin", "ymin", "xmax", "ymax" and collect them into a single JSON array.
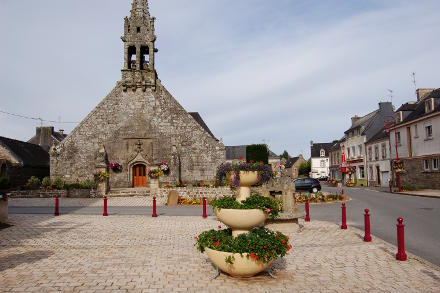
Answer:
[
  {"xmin": 140, "ymin": 46, "xmax": 149, "ymax": 70},
  {"xmin": 127, "ymin": 46, "xmax": 136, "ymax": 69},
  {"xmin": 320, "ymin": 149, "xmax": 325, "ymax": 157}
]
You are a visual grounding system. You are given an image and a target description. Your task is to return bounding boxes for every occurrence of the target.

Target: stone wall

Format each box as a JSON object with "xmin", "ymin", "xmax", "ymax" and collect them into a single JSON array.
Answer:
[
  {"xmin": 51, "ymin": 81, "xmax": 225, "ymax": 188},
  {"xmin": 398, "ymin": 157, "xmax": 440, "ymax": 189},
  {"xmin": 8, "ymin": 189, "xmax": 97, "ymax": 198}
]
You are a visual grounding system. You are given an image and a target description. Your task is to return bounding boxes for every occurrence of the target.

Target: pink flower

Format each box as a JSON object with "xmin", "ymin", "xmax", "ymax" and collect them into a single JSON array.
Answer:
[
  {"xmin": 218, "ymin": 225, "xmax": 222, "ymax": 229},
  {"xmin": 265, "ymin": 208, "xmax": 271, "ymax": 214}
]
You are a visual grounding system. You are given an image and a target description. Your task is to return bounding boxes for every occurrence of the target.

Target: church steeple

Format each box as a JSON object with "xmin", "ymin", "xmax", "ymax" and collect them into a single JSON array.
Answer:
[{"xmin": 121, "ymin": 0, "xmax": 157, "ymax": 91}]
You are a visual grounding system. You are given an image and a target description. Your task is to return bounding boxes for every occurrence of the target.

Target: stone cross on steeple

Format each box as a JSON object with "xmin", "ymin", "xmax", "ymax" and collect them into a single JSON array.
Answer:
[{"xmin": 121, "ymin": 0, "xmax": 157, "ymax": 91}]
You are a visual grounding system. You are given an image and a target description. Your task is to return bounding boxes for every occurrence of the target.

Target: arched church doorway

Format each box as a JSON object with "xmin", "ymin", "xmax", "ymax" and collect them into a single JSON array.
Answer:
[{"xmin": 133, "ymin": 164, "xmax": 147, "ymax": 188}]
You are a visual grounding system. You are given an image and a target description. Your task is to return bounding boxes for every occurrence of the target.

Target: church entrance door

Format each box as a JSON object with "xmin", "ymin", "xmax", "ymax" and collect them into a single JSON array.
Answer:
[{"xmin": 133, "ymin": 164, "xmax": 147, "ymax": 187}]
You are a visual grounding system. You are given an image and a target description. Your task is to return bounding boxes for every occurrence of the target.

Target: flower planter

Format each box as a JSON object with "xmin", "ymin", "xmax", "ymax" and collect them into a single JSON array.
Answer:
[
  {"xmin": 150, "ymin": 178, "xmax": 159, "ymax": 190},
  {"xmin": 237, "ymin": 171, "xmax": 259, "ymax": 202},
  {"xmin": 215, "ymin": 208, "xmax": 267, "ymax": 237},
  {"xmin": 205, "ymin": 248, "xmax": 273, "ymax": 278}
]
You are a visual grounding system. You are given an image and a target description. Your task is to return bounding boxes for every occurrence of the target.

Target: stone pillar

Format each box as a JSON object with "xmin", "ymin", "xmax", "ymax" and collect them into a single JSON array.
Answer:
[
  {"xmin": 282, "ymin": 189, "xmax": 295, "ymax": 214},
  {"xmin": 123, "ymin": 44, "xmax": 129, "ymax": 70},
  {"xmin": 136, "ymin": 45, "xmax": 141, "ymax": 70},
  {"xmin": 149, "ymin": 42, "xmax": 154, "ymax": 70}
]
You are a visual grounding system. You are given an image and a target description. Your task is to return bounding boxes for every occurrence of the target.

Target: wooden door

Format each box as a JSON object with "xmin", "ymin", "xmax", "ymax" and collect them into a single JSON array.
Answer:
[{"xmin": 133, "ymin": 164, "xmax": 147, "ymax": 187}]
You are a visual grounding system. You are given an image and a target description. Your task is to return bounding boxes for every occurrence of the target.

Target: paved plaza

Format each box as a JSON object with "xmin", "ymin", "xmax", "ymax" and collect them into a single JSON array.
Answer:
[{"xmin": 1, "ymin": 213, "xmax": 440, "ymax": 292}]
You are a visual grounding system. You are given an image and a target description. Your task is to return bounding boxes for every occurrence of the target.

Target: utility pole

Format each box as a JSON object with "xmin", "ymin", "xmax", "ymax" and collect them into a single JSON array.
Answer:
[{"xmin": 412, "ymin": 72, "xmax": 417, "ymax": 99}]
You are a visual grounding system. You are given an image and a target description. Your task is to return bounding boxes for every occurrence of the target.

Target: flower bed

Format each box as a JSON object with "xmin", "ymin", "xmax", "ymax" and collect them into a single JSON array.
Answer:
[
  {"xmin": 295, "ymin": 192, "xmax": 344, "ymax": 203},
  {"xmin": 211, "ymin": 194, "xmax": 280, "ymax": 219},
  {"xmin": 196, "ymin": 227, "xmax": 291, "ymax": 264}
]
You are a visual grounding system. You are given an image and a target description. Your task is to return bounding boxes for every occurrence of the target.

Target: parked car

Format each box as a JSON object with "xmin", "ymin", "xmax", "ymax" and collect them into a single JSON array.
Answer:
[
  {"xmin": 294, "ymin": 178, "xmax": 321, "ymax": 193},
  {"xmin": 318, "ymin": 176, "xmax": 328, "ymax": 181}
]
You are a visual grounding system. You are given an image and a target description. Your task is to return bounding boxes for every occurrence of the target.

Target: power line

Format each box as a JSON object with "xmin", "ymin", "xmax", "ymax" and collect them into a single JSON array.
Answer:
[{"xmin": 0, "ymin": 109, "xmax": 79, "ymax": 124}]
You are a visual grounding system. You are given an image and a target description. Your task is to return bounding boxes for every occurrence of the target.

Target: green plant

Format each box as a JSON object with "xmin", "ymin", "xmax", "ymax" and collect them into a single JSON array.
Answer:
[
  {"xmin": 51, "ymin": 177, "xmax": 65, "ymax": 190},
  {"xmin": 25, "ymin": 176, "xmax": 41, "ymax": 190},
  {"xmin": 95, "ymin": 172, "xmax": 109, "ymax": 183},
  {"xmin": 196, "ymin": 227, "xmax": 292, "ymax": 264},
  {"xmin": 246, "ymin": 144, "xmax": 269, "ymax": 164},
  {"xmin": 41, "ymin": 177, "xmax": 52, "ymax": 189},
  {"xmin": 298, "ymin": 160, "xmax": 311, "ymax": 176},
  {"xmin": 280, "ymin": 150, "xmax": 289, "ymax": 161},
  {"xmin": 210, "ymin": 194, "xmax": 280, "ymax": 219},
  {"xmin": 0, "ymin": 176, "xmax": 11, "ymax": 189}
]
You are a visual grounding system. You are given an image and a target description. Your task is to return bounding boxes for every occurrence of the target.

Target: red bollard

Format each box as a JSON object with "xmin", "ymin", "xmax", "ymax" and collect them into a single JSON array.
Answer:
[
  {"xmin": 202, "ymin": 197, "xmax": 207, "ymax": 219},
  {"xmin": 396, "ymin": 217, "xmax": 407, "ymax": 261},
  {"xmin": 364, "ymin": 209, "xmax": 372, "ymax": 242},
  {"xmin": 341, "ymin": 203, "xmax": 347, "ymax": 229},
  {"xmin": 341, "ymin": 188, "xmax": 345, "ymax": 200},
  {"xmin": 152, "ymin": 196, "xmax": 158, "ymax": 218},
  {"xmin": 103, "ymin": 196, "xmax": 108, "ymax": 217},
  {"xmin": 54, "ymin": 196, "xmax": 60, "ymax": 216},
  {"xmin": 305, "ymin": 197, "xmax": 310, "ymax": 222}
]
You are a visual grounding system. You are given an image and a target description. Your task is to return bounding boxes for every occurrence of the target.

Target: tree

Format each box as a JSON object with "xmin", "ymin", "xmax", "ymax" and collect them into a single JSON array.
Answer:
[
  {"xmin": 280, "ymin": 150, "xmax": 289, "ymax": 161},
  {"xmin": 246, "ymin": 144, "xmax": 269, "ymax": 164},
  {"xmin": 298, "ymin": 159, "xmax": 311, "ymax": 176}
]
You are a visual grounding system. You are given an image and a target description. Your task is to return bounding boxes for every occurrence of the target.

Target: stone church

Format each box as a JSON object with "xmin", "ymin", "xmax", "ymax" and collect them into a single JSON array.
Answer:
[{"xmin": 50, "ymin": 0, "xmax": 225, "ymax": 189}]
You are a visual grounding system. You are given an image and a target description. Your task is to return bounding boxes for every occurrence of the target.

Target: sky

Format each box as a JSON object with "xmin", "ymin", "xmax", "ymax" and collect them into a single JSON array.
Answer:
[{"xmin": 0, "ymin": 0, "xmax": 439, "ymax": 158}]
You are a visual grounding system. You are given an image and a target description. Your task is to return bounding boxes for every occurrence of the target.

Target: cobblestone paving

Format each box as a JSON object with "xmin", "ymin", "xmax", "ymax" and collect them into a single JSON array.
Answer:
[{"xmin": 1, "ymin": 215, "xmax": 440, "ymax": 292}]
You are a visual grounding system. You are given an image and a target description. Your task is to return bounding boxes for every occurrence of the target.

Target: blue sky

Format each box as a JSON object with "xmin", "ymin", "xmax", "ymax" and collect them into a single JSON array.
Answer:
[{"xmin": 1, "ymin": 0, "xmax": 439, "ymax": 157}]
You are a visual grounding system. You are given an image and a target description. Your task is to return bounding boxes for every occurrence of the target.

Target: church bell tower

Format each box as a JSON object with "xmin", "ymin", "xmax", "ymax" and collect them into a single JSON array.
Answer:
[{"xmin": 121, "ymin": 0, "xmax": 157, "ymax": 91}]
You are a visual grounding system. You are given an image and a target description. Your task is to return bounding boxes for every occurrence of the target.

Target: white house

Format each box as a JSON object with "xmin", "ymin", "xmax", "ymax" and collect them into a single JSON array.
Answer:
[
  {"xmin": 389, "ymin": 88, "xmax": 440, "ymax": 189},
  {"xmin": 365, "ymin": 128, "xmax": 391, "ymax": 187},
  {"xmin": 310, "ymin": 141, "xmax": 332, "ymax": 178}
]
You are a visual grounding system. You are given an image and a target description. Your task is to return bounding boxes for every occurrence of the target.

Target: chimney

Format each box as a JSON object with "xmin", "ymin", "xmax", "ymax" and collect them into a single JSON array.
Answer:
[
  {"xmin": 37, "ymin": 126, "xmax": 55, "ymax": 152},
  {"xmin": 416, "ymin": 88, "xmax": 435, "ymax": 102},
  {"xmin": 310, "ymin": 140, "xmax": 314, "ymax": 147},
  {"xmin": 351, "ymin": 115, "xmax": 360, "ymax": 125},
  {"xmin": 59, "ymin": 129, "xmax": 64, "ymax": 135}
]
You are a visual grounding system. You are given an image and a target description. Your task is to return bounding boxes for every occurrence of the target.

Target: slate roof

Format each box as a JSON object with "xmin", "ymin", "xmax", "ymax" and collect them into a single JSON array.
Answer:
[
  {"xmin": 189, "ymin": 112, "xmax": 217, "ymax": 140},
  {"xmin": 366, "ymin": 127, "xmax": 389, "ymax": 144},
  {"xmin": 311, "ymin": 143, "xmax": 333, "ymax": 158},
  {"xmin": 329, "ymin": 139, "xmax": 343, "ymax": 152},
  {"xmin": 0, "ymin": 136, "xmax": 49, "ymax": 168},
  {"xmin": 225, "ymin": 145, "xmax": 278, "ymax": 160},
  {"xmin": 225, "ymin": 145, "xmax": 247, "ymax": 160},
  {"xmin": 285, "ymin": 156, "xmax": 300, "ymax": 168},
  {"xmin": 344, "ymin": 110, "xmax": 378, "ymax": 134},
  {"xmin": 396, "ymin": 102, "xmax": 417, "ymax": 112},
  {"xmin": 398, "ymin": 89, "xmax": 440, "ymax": 125}
]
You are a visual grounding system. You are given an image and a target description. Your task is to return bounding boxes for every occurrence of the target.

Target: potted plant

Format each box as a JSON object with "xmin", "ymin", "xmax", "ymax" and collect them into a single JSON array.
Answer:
[{"xmin": 196, "ymin": 227, "xmax": 291, "ymax": 277}]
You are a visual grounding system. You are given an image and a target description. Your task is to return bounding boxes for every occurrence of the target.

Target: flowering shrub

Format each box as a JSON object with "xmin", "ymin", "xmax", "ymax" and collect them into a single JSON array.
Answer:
[
  {"xmin": 159, "ymin": 162, "xmax": 170, "ymax": 175},
  {"xmin": 295, "ymin": 192, "xmax": 344, "ymax": 203},
  {"xmin": 95, "ymin": 172, "xmax": 109, "ymax": 182},
  {"xmin": 210, "ymin": 194, "xmax": 280, "ymax": 219},
  {"xmin": 196, "ymin": 227, "xmax": 291, "ymax": 264},
  {"xmin": 110, "ymin": 162, "xmax": 122, "ymax": 172},
  {"xmin": 148, "ymin": 169, "xmax": 163, "ymax": 179},
  {"xmin": 178, "ymin": 196, "xmax": 213, "ymax": 205},
  {"xmin": 216, "ymin": 161, "xmax": 273, "ymax": 187}
]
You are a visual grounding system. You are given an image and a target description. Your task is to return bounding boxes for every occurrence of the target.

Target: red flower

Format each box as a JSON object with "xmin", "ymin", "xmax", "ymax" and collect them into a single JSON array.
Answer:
[
  {"xmin": 196, "ymin": 236, "xmax": 199, "ymax": 241},
  {"xmin": 264, "ymin": 245, "xmax": 267, "ymax": 249},
  {"xmin": 275, "ymin": 233, "xmax": 279, "ymax": 238},
  {"xmin": 216, "ymin": 241, "xmax": 220, "ymax": 247},
  {"xmin": 250, "ymin": 252, "xmax": 255, "ymax": 258},
  {"xmin": 239, "ymin": 156, "xmax": 244, "ymax": 161},
  {"xmin": 265, "ymin": 208, "xmax": 271, "ymax": 214},
  {"xmin": 255, "ymin": 255, "xmax": 259, "ymax": 259},
  {"xmin": 282, "ymin": 239, "xmax": 286, "ymax": 244},
  {"xmin": 218, "ymin": 225, "xmax": 222, "ymax": 229},
  {"xmin": 250, "ymin": 160, "xmax": 254, "ymax": 163}
]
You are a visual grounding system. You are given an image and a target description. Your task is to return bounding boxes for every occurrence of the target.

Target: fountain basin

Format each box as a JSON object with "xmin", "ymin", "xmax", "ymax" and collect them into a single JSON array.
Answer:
[
  {"xmin": 205, "ymin": 248, "xmax": 273, "ymax": 277},
  {"xmin": 214, "ymin": 208, "xmax": 267, "ymax": 237}
]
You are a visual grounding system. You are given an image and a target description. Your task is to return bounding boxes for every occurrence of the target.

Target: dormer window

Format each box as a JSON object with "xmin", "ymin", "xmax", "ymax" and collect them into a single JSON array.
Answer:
[
  {"xmin": 425, "ymin": 98, "xmax": 434, "ymax": 113},
  {"xmin": 320, "ymin": 149, "xmax": 325, "ymax": 157}
]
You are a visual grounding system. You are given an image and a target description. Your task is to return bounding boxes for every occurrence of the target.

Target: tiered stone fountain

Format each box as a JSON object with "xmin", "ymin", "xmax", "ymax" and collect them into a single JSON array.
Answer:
[{"xmin": 206, "ymin": 171, "xmax": 273, "ymax": 277}]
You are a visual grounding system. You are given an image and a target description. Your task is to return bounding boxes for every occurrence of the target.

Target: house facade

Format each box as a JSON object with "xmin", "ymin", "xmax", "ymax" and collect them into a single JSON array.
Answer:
[
  {"xmin": 365, "ymin": 129, "xmax": 391, "ymax": 187},
  {"xmin": 284, "ymin": 154, "xmax": 306, "ymax": 179},
  {"xmin": 329, "ymin": 140, "xmax": 343, "ymax": 181},
  {"xmin": 310, "ymin": 141, "xmax": 332, "ymax": 179},
  {"xmin": 389, "ymin": 88, "xmax": 440, "ymax": 189},
  {"xmin": 343, "ymin": 102, "xmax": 394, "ymax": 186}
]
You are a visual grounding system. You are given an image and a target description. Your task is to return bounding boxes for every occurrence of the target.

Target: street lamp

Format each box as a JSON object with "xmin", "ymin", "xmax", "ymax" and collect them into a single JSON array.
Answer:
[{"xmin": 384, "ymin": 116, "xmax": 402, "ymax": 192}]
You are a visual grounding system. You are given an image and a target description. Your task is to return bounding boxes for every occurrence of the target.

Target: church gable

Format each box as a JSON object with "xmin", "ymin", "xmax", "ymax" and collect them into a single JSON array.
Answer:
[{"xmin": 50, "ymin": 1, "xmax": 225, "ymax": 188}]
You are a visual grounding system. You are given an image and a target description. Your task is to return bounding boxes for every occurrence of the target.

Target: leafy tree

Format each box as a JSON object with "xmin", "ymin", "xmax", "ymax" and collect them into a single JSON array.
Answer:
[
  {"xmin": 246, "ymin": 144, "xmax": 269, "ymax": 164},
  {"xmin": 280, "ymin": 150, "xmax": 289, "ymax": 161},
  {"xmin": 298, "ymin": 159, "xmax": 311, "ymax": 176}
]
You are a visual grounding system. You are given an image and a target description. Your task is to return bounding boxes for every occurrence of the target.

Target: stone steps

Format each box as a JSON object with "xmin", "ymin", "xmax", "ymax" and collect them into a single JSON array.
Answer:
[{"xmin": 108, "ymin": 188, "xmax": 152, "ymax": 197}]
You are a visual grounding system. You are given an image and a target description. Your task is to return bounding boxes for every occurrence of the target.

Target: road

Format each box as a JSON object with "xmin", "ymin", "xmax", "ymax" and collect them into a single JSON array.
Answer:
[
  {"xmin": 313, "ymin": 185, "xmax": 440, "ymax": 266},
  {"xmin": 8, "ymin": 187, "xmax": 440, "ymax": 266}
]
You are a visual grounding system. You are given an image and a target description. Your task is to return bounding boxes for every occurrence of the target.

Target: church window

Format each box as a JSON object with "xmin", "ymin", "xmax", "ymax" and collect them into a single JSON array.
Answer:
[{"xmin": 127, "ymin": 46, "xmax": 136, "ymax": 69}]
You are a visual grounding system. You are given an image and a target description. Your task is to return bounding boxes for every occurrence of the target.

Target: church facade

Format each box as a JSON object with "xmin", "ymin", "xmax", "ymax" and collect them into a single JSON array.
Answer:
[{"xmin": 50, "ymin": 0, "xmax": 225, "ymax": 189}]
